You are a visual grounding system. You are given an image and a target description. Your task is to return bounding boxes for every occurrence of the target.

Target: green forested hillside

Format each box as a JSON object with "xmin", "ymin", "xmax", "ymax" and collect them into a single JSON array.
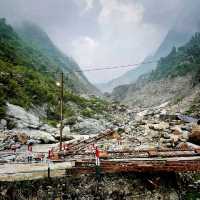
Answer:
[
  {"xmin": 15, "ymin": 21, "xmax": 98, "ymax": 94},
  {"xmin": 0, "ymin": 19, "xmax": 106, "ymax": 122},
  {"xmin": 0, "ymin": 19, "xmax": 98, "ymax": 94},
  {"xmin": 150, "ymin": 33, "xmax": 200, "ymax": 84}
]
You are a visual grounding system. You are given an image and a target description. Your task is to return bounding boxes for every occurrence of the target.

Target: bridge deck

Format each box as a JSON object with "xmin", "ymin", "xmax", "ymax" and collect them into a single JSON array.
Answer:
[
  {"xmin": 0, "ymin": 156, "xmax": 200, "ymax": 182},
  {"xmin": 72, "ymin": 156, "xmax": 200, "ymax": 174}
]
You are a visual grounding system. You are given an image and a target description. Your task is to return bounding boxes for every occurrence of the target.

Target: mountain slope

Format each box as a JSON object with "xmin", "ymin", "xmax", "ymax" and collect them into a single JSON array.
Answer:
[
  {"xmin": 96, "ymin": 55, "xmax": 156, "ymax": 93},
  {"xmin": 111, "ymin": 33, "xmax": 200, "ymax": 115},
  {"xmin": 97, "ymin": 30, "xmax": 190, "ymax": 93},
  {"xmin": 0, "ymin": 18, "xmax": 105, "ymax": 123},
  {"xmin": 99, "ymin": 2, "xmax": 200, "ymax": 93},
  {"xmin": 14, "ymin": 21, "xmax": 100, "ymax": 95}
]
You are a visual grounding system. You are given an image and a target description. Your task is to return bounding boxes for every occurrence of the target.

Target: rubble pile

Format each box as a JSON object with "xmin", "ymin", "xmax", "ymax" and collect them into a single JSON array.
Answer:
[
  {"xmin": 189, "ymin": 180, "xmax": 200, "ymax": 190},
  {"xmin": 104, "ymin": 101, "xmax": 200, "ymax": 150},
  {"xmin": 0, "ymin": 101, "xmax": 200, "ymax": 162}
]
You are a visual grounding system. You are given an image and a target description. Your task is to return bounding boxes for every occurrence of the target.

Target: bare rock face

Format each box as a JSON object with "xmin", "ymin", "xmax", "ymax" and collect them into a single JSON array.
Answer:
[
  {"xmin": 112, "ymin": 75, "xmax": 193, "ymax": 110},
  {"xmin": 6, "ymin": 103, "xmax": 41, "ymax": 129},
  {"xmin": 3, "ymin": 103, "xmax": 62, "ymax": 144},
  {"xmin": 189, "ymin": 125, "xmax": 200, "ymax": 145}
]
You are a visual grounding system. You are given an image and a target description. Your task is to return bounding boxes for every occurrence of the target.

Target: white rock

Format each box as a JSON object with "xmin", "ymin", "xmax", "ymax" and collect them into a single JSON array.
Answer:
[
  {"xmin": 157, "ymin": 101, "xmax": 169, "ymax": 109},
  {"xmin": 0, "ymin": 119, "xmax": 7, "ymax": 126},
  {"xmin": 0, "ymin": 119, "xmax": 7, "ymax": 129},
  {"xmin": 6, "ymin": 103, "xmax": 40, "ymax": 129},
  {"xmin": 169, "ymin": 191, "xmax": 179, "ymax": 200},
  {"xmin": 171, "ymin": 126, "xmax": 183, "ymax": 135},
  {"xmin": 135, "ymin": 110, "xmax": 148, "ymax": 121},
  {"xmin": 149, "ymin": 122, "xmax": 169, "ymax": 131},
  {"xmin": 63, "ymin": 126, "xmax": 70, "ymax": 136},
  {"xmin": 72, "ymin": 118, "xmax": 106, "ymax": 135},
  {"xmin": 160, "ymin": 109, "xmax": 167, "ymax": 115},
  {"xmin": 40, "ymin": 124, "xmax": 57, "ymax": 134},
  {"xmin": 124, "ymin": 127, "xmax": 131, "ymax": 134},
  {"xmin": 182, "ymin": 131, "xmax": 189, "ymax": 140},
  {"xmin": 24, "ymin": 130, "xmax": 56, "ymax": 143},
  {"xmin": 55, "ymin": 126, "xmax": 71, "ymax": 140},
  {"xmin": 163, "ymin": 132, "xmax": 170, "ymax": 139}
]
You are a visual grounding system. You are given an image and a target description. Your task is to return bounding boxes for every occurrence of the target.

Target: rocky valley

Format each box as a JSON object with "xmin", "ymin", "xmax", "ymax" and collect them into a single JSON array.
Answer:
[{"xmin": 0, "ymin": 2, "xmax": 200, "ymax": 199}]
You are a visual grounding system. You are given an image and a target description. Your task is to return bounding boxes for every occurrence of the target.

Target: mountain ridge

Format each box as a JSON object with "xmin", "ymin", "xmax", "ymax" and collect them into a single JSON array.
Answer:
[
  {"xmin": 14, "ymin": 21, "xmax": 100, "ymax": 95},
  {"xmin": 98, "ymin": 3, "xmax": 200, "ymax": 93},
  {"xmin": 0, "ymin": 18, "xmax": 105, "ymax": 122},
  {"xmin": 111, "ymin": 33, "xmax": 200, "ymax": 115}
]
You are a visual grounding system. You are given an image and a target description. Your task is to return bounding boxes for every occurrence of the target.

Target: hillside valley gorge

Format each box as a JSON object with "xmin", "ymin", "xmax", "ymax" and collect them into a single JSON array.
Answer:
[{"xmin": 0, "ymin": 1, "xmax": 200, "ymax": 199}]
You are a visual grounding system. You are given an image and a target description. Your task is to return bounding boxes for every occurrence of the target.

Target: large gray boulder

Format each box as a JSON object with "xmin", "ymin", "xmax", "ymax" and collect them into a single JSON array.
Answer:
[
  {"xmin": 23, "ymin": 130, "xmax": 56, "ymax": 144},
  {"xmin": 72, "ymin": 118, "xmax": 107, "ymax": 135},
  {"xmin": 0, "ymin": 119, "xmax": 7, "ymax": 129},
  {"xmin": 6, "ymin": 103, "xmax": 41, "ymax": 129},
  {"xmin": 149, "ymin": 122, "xmax": 169, "ymax": 131},
  {"xmin": 40, "ymin": 124, "xmax": 57, "ymax": 134}
]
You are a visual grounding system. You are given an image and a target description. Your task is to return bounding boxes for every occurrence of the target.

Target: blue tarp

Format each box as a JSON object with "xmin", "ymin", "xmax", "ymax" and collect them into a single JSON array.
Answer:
[{"xmin": 177, "ymin": 114, "xmax": 199, "ymax": 123}]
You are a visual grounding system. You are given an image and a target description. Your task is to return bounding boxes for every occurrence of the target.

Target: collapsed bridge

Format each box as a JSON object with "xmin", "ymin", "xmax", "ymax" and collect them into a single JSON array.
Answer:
[
  {"xmin": 70, "ymin": 156, "xmax": 200, "ymax": 175},
  {"xmin": 58, "ymin": 130, "xmax": 200, "ymax": 175},
  {"xmin": 1, "ymin": 129, "xmax": 200, "ymax": 182}
]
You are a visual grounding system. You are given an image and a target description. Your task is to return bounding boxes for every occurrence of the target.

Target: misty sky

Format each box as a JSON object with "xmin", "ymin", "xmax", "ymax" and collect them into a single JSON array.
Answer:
[{"xmin": 0, "ymin": 0, "xmax": 189, "ymax": 83}]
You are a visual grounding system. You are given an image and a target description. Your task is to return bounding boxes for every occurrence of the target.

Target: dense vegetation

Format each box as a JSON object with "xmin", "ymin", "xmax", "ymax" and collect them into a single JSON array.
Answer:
[
  {"xmin": 0, "ymin": 19, "xmax": 107, "ymax": 124},
  {"xmin": 15, "ymin": 21, "xmax": 98, "ymax": 94},
  {"xmin": 150, "ymin": 33, "xmax": 200, "ymax": 84},
  {"xmin": 0, "ymin": 19, "xmax": 97, "ymax": 93}
]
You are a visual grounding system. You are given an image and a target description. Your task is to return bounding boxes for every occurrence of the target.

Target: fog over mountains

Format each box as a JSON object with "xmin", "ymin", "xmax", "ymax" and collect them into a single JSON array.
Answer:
[
  {"xmin": 0, "ymin": 0, "xmax": 194, "ymax": 83},
  {"xmin": 14, "ymin": 21, "xmax": 100, "ymax": 95},
  {"xmin": 97, "ymin": 1, "xmax": 200, "ymax": 93}
]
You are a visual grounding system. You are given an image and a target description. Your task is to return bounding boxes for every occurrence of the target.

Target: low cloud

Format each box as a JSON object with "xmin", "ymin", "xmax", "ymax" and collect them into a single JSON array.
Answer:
[
  {"xmin": 0, "ymin": 0, "xmax": 191, "ymax": 83},
  {"xmin": 70, "ymin": 0, "xmax": 165, "ymax": 82},
  {"xmin": 71, "ymin": 36, "xmax": 99, "ymax": 66}
]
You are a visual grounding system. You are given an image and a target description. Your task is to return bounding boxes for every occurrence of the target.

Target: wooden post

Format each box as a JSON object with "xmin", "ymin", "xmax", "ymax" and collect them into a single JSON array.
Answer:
[
  {"xmin": 60, "ymin": 72, "xmax": 64, "ymax": 151},
  {"xmin": 48, "ymin": 162, "xmax": 51, "ymax": 178}
]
